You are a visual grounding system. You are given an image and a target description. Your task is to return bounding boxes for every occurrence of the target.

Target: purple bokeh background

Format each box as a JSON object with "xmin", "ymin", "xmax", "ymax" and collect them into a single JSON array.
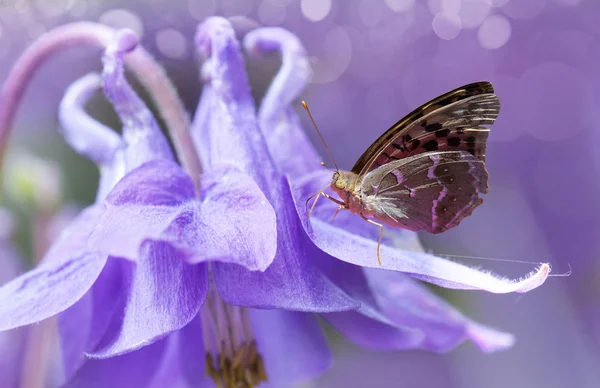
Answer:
[{"xmin": 1, "ymin": 1, "xmax": 599, "ymax": 387}]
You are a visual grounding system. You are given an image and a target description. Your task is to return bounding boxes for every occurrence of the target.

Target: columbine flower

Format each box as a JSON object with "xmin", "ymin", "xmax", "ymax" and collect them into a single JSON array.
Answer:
[{"xmin": 0, "ymin": 17, "xmax": 553, "ymax": 388}]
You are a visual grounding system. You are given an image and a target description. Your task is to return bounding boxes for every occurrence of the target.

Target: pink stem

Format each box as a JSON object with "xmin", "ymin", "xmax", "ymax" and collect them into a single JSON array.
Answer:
[{"xmin": 0, "ymin": 22, "xmax": 202, "ymax": 193}]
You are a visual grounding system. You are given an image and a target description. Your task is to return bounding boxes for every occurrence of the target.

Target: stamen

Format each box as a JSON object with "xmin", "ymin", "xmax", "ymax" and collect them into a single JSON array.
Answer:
[{"xmin": 202, "ymin": 272, "xmax": 268, "ymax": 388}]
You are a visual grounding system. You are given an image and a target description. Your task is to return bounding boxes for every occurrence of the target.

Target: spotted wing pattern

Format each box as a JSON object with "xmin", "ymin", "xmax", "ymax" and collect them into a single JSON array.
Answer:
[
  {"xmin": 351, "ymin": 82, "xmax": 499, "ymax": 177},
  {"xmin": 360, "ymin": 150, "xmax": 488, "ymax": 233}
]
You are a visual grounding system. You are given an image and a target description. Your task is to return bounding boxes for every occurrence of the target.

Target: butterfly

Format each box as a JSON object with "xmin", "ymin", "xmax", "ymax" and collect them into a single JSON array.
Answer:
[{"xmin": 304, "ymin": 81, "xmax": 500, "ymax": 265}]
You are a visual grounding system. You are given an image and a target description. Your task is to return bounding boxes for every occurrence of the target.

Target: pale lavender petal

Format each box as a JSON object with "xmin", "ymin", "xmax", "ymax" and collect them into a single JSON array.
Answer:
[
  {"xmin": 58, "ymin": 259, "xmax": 126, "ymax": 379},
  {"xmin": 58, "ymin": 73, "xmax": 121, "ymax": 167},
  {"xmin": 244, "ymin": 27, "xmax": 319, "ymax": 179},
  {"xmin": 194, "ymin": 17, "xmax": 278, "ymax": 185},
  {"xmin": 0, "ymin": 206, "xmax": 107, "ymax": 331},
  {"xmin": 89, "ymin": 243, "xmax": 208, "ymax": 358},
  {"xmin": 324, "ymin": 311, "xmax": 423, "ymax": 351},
  {"xmin": 315, "ymin": 249, "xmax": 427, "ymax": 349},
  {"xmin": 102, "ymin": 29, "xmax": 174, "ymax": 166},
  {"xmin": 213, "ymin": 178, "xmax": 358, "ymax": 312},
  {"xmin": 188, "ymin": 165, "xmax": 276, "ymax": 270},
  {"xmin": 87, "ymin": 159, "xmax": 194, "ymax": 260},
  {"xmin": 89, "ymin": 160, "xmax": 277, "ymax": 271},
  {"xmin": 365, "ymin": 269, "xmax": 515, "ymax": 352},
  {"xmin": 148, "ymin": 332, "xmax": 188, "ymax": 388},
  {"xmin": 289, "ymin": 177, "xmax": 550, "ymax": 293},
  {"xmin": 252, "ymin": 309, "xmax": 331, "ymax": 387},
  {"xmin": 59, "ymin": 73, "xmax": 124, "ymax": 202},
  {"xmin": 64, "ymin": 337, "xmax": 168, "ymax": 388}
]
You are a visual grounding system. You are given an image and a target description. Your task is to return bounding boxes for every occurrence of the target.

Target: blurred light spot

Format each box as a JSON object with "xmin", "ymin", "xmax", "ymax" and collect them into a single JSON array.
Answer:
[
  {"xmin": 456, "ymin": 184, "xmax": 537, "ymax": 258},
  {"xmin": 188, "ymin": 0, "xmax": 216, "ymax": 21},
  {"xmin": 428, "ymin": 0, "xmax": 460, "ymax": 14},
  {"xmin": 487, "ymin": 0, "xmax": 509, "ymax": 6},
  {"xmin": 432, "ymin": 12, "xmax": 461, "ymax": 40},
  {"xmin": 459, "ymin": 0, "xmax": 491, "ymax": 29},
  {"xmin": 311, "ymin": 25, "xmax": 352, "ymax": 84},
  {"xmin": 155, "ymin": 28, "xmax": 188, "ymax": 59},
  {"xmin": 554, "ymin": 0, "xmax": 581, "ymax": 5},
  {"xmin": 220, "ymin": 0, "xmax": 254, "ymax": 17},
  {"xmin": 358, "ymin": 0, "xmax": 383, "ymax": 27},
  {"xmin": 477, "ymin": 14, "xmax": 510, "ymax": 49},
  {"xmin": 384, "ymin": 0, "xmax": 415, "ymax": 12},
  {"xmin": 442, "ymin": 0, "xmax": 462, "ymax": 14},
  {"xmin": 301, "ymin": 0, "xmax": 332, "ymax": 22},
  {"xmin": 520, "ymin": 62, "xmax": 590, "ymax": 141},
  {"xmin": 501, "ymin": 0, "xmax": 547, "ymax": 20},
  {"xmin": 35, "ymin": 0, "xmax": 75, "ymax": 17},
  {"xmin": 99, "ymin": 9, "xmax": 144, "ymax": 38},
  {"xmin": 257, "ymin": 0, "xmax": 287, "ymax": 26},
  {"xmin": 69, "ymin": 0, "xmax": 87, "ymax": 17}
]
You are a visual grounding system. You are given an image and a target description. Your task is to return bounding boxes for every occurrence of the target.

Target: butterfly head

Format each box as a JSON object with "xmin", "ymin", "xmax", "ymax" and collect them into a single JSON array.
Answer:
[{"xmin": 331, "ymin": 171, "xmax": 354, "ymax": 199}]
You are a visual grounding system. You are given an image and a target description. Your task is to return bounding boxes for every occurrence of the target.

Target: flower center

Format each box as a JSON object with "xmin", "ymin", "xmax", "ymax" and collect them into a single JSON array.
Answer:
[{"xmin": 201, "ymin": 281, "xmax": 267, "ymax": 388}]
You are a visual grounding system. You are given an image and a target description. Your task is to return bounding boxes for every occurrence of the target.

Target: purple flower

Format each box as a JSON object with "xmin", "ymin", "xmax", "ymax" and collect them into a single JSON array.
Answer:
[{"xmin": 0, "ymin": 16, "xmax": 553, "ymax": 388}]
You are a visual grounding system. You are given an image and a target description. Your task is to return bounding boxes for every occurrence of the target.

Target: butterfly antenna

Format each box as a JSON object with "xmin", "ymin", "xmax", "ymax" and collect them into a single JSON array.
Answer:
[{"xmin": 302, "ymin": 101, "xmax": 340, "ymax": 172}]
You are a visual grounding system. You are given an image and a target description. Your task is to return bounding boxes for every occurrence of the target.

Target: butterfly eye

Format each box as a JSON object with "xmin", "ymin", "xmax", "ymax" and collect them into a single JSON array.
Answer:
[{"xmin": 334, "ymin": 179, "xmax": 345, "ymax": 190}]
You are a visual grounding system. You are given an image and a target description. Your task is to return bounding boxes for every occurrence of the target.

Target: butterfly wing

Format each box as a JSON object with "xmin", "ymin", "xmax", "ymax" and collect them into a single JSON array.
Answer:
[
  {"xmin": 351, "ymin": 82, "xmax": 499, "ymax": 177},
  {"xmin": 360, "ymin": 150, "xmax": 488, "ymax": 233}
]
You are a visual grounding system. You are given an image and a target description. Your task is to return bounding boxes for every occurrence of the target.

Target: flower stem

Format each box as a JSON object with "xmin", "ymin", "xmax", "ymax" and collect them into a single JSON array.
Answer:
[{"xmin": 0, "ymin": 22, "xmax": 202, "ymax": 193}]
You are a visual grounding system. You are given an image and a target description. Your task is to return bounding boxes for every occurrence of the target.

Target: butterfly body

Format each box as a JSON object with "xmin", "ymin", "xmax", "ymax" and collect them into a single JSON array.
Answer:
[{"xmin": 307, "ymin": 81, "xmax": 500, "ymax": 264}]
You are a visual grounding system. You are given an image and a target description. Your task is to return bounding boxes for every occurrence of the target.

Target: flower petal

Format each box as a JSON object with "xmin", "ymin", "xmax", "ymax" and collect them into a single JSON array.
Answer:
[
  {"xmin": 58, "ymin": 259, "xmax": 127, "ymax": 379},
  {"xmin": 365, "ymin": 268, "xmax": 515, "ymax": 353},
  {"xmin": 87, "ymin": 159, "xmax": 195, "ymax": 260},
  {"xmin": 177, "ymin": 317, "xmax": 213, "ymax": 387},
  {"xmin": 213, "ymin": 179, "xmax": 359, "ymax": 312},
  {"xmin": 252, "ymin": 309, "xmax": 331, "ymax": 387},
  {"xmin": 244, "ymin": 27, "xmax": 319, "ymax": 179},
  {"xmin": 89, "ymin": 243, "xmax": 208, "ymax": 358},
  {"xmin": 190, "ymin": 165, "xmax": 277, "ymax": 270},
  {"xmin": 148, "ymin": 331, "xmax": 188, "ymax": 388},
  {"xmin": 59, "ymin": 73, "xmax": 125, "ymax": 202},
  {"xmin": 102, "ymin": 29, "xmax": 174, "ymax": 165},
  {"xmin": 288, "ymin": 177, "xmax": 550, "ymax": 293},
  {"xmin": 194, "ymin": 17, "xmax": 278, "ymax": 185},
  {"xmin": 324, "ymin": 311, "xmax": 424, "ymax": 351},
  {"xmin": 90, "ymin": 160, "xmax": 277, "ymax": 271},
  {"xmin": 58, "ymin": 73, "xmax": 121, "ymax": 167},
  {"xmin": 0, "ymin": 206, "xmax": 107, "ymax": 331},
  {"xmin": 63, "ymin": 336, "xmax": 168, "ymax": 388}
]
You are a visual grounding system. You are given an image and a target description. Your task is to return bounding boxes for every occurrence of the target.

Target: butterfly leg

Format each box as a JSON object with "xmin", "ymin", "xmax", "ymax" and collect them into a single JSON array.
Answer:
[
  {"xmin": 307, "ymin": 189, "xmax": 344, "ymax": 218},
  {"xmin": 330, "ymin": 205, "xmax": 347, "ymax": 224},
  {"xmin": 360, "ymin": 214, "xmax": 384, "ymax": 266}
]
